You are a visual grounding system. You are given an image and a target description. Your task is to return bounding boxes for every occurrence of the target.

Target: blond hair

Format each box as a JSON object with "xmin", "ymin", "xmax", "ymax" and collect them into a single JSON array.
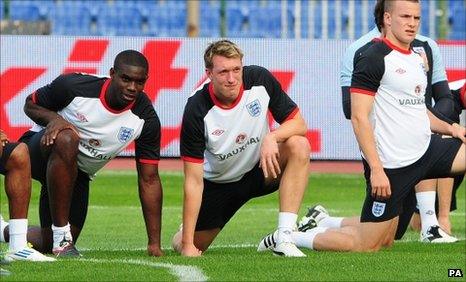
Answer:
[{"xmin": 204, "ymin": 40, "xmax": 244, "ymax": 69}]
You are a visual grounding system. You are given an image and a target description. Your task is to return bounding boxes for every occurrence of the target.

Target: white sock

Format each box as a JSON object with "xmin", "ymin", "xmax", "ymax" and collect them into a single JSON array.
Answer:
[
  {"xmin": 319, "ymin": 216, "xmax": 343, "ymax": 228},
  {"xmin": 51, "ymin": 223, "xmax": 72, "ymax": 248},
  {"xmin": 277, "ymin": 212, "xmax": 298, "ymax": 243},
  {"xmin": 8, "ymin": 219, "xmax": 28, "ymax": 252},
  {"xmin": 416, "ymin": 191, "xmax": 438, "ymax": 234},
  {"xmin": 0, "ymin": 215, "xmax": 9, "ymax": 242},
  {"xmin": 292, "ymin": 227, "xmax": 328, "ymax": 250}
]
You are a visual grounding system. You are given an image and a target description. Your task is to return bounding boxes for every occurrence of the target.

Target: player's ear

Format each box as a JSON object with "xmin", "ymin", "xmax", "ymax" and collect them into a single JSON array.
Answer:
[
  {"xmin": 384, "ymin": 11, "xmax": 391, "ymax": 27},
  {"xmin": 205, "ymin": 68, "xmax": 212, "ymax": 78},
  {"xmin": 109, "ymin": 67, "xmax": 115, "ymax": 78}
]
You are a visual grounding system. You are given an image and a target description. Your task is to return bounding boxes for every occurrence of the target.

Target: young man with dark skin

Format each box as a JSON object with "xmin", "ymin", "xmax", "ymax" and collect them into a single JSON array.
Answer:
[
  {"xmin": 1, "ymin": 50, "xmax": 163, "ymax": 257},
  {"xmin": 0, "ymin": 130, "xmax": 55, "ymax": 261},
  {"xmin": 172, "ymin": 40, "xmax": 310, "ymax": 257}
]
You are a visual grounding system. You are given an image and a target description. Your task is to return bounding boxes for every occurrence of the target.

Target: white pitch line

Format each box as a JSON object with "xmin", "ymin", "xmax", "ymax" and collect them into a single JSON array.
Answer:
[
  {"xmin": 79, "ymin": 243, "xmax": 257, "ymax": 252},
  {"xmin": 78, "ymin": 237, "xmax": 465, "ymax": 253},
  {"xmin": 80, "ymin": 258, "xmax": 207, "ymax": 282}
]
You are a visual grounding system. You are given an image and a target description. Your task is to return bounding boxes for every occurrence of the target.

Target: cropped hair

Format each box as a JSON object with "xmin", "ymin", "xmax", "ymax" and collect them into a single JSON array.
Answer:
[
  {"xmin": 114, "ymin": 50, "xmax": 149, "ymax": 73},
  {"xmin": 204, "ymin": 40, "xmax": 244, "ymax": 69}
]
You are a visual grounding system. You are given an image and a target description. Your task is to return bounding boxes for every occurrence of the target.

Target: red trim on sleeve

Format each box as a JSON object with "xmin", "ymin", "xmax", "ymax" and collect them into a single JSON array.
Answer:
[
  {"xmin": 138, "ymin": 159, "xmax": 159, "ymax": 165},
  {"xmin": 282, "ymin": 107, "xmax": 299, "ymax": 123},
  {"xmin": 437, "ymin": 40, "xmax": 466, "ymax": 46},
  {"xmin": 99, "ymin": 78, "xmax": 135, "ymax": 114},
  {"xmin": 208, "ymin": 82, "xmax": 244, "ymax": 110},
  {"xmin": 181, "ymin": 156, "xmax": 204, "ymax": 163},
  {"xmin": 460, "ymin": 83, "xmax": 466, "ymax": 109},
  {"xmin": 350, "ymin": 88, "xmax": 376, "ymax": 96},
  {"xmin": 32, "ymin": 91, "xmax": 38, "ymax": 103},
  {"xmin": 383, "ymin": 38, "xmax": 411, "ymax": 54}
]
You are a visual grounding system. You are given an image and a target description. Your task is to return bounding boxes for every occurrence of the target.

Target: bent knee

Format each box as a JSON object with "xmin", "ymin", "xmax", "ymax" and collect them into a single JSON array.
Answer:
[
  {"xmin": 283, "ymin": 135, "xmax": 310, "ymax": 159},
  {"xmin": 53, "ymin": 129, "xmax": 80, "ymax": 153},
  {"xmin": 358, "ymin": 241, "xmax": 383, "ymax": 252},
  {"xmin": 382, "ymin": 238, "xmax": 395, "ymax": 248},
  {"xmin": 7, "ymin": 143, "xmax": 30, "ymax": 169}
]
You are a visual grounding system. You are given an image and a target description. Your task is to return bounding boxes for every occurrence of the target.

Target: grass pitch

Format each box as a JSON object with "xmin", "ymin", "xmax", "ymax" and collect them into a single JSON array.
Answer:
[{"xmin": 1, "ymin": 171, "xmax": 465, "ymax": 281}]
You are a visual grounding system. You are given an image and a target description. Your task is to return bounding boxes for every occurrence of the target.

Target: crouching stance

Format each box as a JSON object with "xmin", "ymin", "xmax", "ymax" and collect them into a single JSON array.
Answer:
[{"xmin": 172, "ymin": 40, "xmax": 310, "ymax": 257}]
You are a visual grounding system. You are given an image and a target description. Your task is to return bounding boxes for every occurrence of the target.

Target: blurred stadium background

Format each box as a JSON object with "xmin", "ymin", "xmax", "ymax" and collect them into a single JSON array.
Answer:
[
  {"xmin": 1, "ymin": 0, "xmax": 465, "ymax": 39},
  {"xmin": 0, "ymin": 0, "xmax": 465, "ymax": 160}
]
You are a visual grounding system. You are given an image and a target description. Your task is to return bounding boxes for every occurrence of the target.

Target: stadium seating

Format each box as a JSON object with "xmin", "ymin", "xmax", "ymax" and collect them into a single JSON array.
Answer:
[
  {"xmin": 96, "ymin": 4, "xmax": 143, "ymax": 36},
  {"xmin": 1, "ymin": 0, "xmax": 464, "ymax": 40},
  {"xmin": 146, "ymin": 2, "xmax": 186, "ymax": 37},
  {"xmin": 9, "ymin": 0, "xmax": 42, "ymax": 21},
  {"xmin": 48, "ymin": 2, "xmax": 92, "ymax": 35},
  {"xmin": 225, "ymin": 5, "xmax": 245, "ymax": 38},
  {"xmin": 448, "ymin": 0, "xmax": 466, "ymax": 40},
  {"xmin": 248, "ymin": 6, "xmax": 281, "ymax": 38},
  {"xmin": 200, "ymin": 1, "xmax": 221, "ymax": 37}
]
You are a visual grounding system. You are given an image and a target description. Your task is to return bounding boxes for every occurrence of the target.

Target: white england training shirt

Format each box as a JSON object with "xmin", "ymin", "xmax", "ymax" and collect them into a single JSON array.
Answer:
[
  {"xmin": 30, "ymin": 73, "xmax": 161, "ymax": 177},
  {"xmin": 180, "ymin": 65, "xmax": 298, "ymax": 183},
  {"xmin": 340, "ymin": 27, "xmax": 450, "ymax": 119},
  {"xmin": 351, "ymin": 38, "xmax": 430, "ymax": 168}
]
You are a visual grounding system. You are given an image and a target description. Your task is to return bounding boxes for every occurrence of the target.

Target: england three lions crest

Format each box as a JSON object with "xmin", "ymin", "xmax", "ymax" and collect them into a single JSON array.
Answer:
[
  {"xmin": 246, "ymin": 99, "xmax": 261, "ymax": 117},
  {"xmin": 118, "ymin": 127, "xmax": 134, "ymax": 143},
  {"xmin": 372, "ymin": 201, "xmax": 386, "ymax": 217}
]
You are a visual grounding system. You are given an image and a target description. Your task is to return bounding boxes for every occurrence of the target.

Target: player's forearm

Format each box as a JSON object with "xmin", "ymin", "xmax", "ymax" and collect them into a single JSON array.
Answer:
[
  {"xmin": 138, "ymin": 175, "xmax": 163, "ymax": 246},
  {"xmin": 24, "ymin": 95, "xmax": 62, "ymax": 126},
  {"xmin": 351, "ymin": 115, "xmax": 383, "ymax": 170},
  {"xmin": 427, "ymin": 110, "xmax": 455, "ymax": 136},
  {"xmin": 181, "ymin": 180, "xmax": 203, "ymax": 245},
  {"xmin": 270, "ymin": 114, "xmax": 307, "ymax": 143}
]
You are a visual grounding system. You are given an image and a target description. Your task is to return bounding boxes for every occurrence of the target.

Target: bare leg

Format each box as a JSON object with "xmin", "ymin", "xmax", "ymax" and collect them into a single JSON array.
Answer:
[
  {"xmin": 437, "ymin": 178, "xmax": 454, "ymax": 234},
  {"xmin": 450, "ymin": 144, "xmax": 466, "ymax": 174},
  {"xmin": 4, "ymin": 143, "xmax": 31, "ymax": 219},
  {"xmin": 313, "ymin": 218, "xmax": 398, "ymax": 252},
  {"xmin": 276, "ymin": 136, "xmax": 310, "ymax": 214},
  {"xmin": 42, "ymin": 130, "xmax": 79, "ymax": 227},
  {"xmin": 341, "ymin": 216, "xmax": 360, "ymax": 227},
  {"xmin": 172, "ymin": 228, "xmax": 221, "ymax": 253},
  {"xmin": 409, "ymin": 213, "xmax": 421, "ymax": 232}
]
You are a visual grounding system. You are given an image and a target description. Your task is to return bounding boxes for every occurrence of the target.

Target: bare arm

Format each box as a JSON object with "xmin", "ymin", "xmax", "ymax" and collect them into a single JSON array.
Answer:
[
  {"xmin": 181, "ymin": 161, "xmax": 204, "ymax": 257},
  {"xmin": 24, "ymin": 95, "xmax": 79, "ymax": 145},
  {"xmin": 351, "ymin": 92, "xmax": 391, "ymax": 200},
  {"xmin": 427, "ymin": 110, "xmax": 466, "ymax": 143},
  {"xmin": 0, "ymin": 129, "xmax": 9, "ymax": 159},
  {"xmin": 260, "ymin": 111, "xmax": 308, "ymax": 178},
  {"xmin": 137, "ymin": 162, "xmax": 163, "ymax": 257}
]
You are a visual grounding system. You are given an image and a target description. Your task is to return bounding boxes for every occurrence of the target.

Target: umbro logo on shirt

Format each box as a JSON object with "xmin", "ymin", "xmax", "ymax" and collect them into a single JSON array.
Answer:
[
  {"xmin": 395, "ymin": 68, "xmax": 406, "ymax": 74},
  {"xmin": 76, "ymin": 112, "xmax": 88, "ymax": 122},
  {"xmin": 211, "ymin": 129, "xmax": 225, "ymax": 136}
]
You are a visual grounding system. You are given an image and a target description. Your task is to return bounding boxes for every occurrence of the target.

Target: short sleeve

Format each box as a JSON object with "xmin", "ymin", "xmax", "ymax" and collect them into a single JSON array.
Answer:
[
  {"xmin": 180, "ymin": 98, "xmax": 206, "ymax": 162},
  {"xmin": 135, "ymin": 102, "xmax": 161, "ymax": 163},
  {"xmin": 33, "ymin": 74, "xmax": 75, "ymax": 111}
]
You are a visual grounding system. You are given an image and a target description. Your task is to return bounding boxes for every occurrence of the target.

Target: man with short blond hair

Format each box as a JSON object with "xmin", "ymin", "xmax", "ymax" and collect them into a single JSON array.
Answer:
[{"xmin": 173, "ymin": 40, "xmax": 311, "ymax": 257}]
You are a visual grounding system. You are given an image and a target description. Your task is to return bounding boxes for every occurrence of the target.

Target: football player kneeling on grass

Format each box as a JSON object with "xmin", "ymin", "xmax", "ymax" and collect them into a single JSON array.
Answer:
[
  {"xmin": 259, "ymin": 0, "xmax": 465, "ymax": 253},
  {"xmin": 172, "ymin": 40, "xmax": 310, "ymax": 257}
]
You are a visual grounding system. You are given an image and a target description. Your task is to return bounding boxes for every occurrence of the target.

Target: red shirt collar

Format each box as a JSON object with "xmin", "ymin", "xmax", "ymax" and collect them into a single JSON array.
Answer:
[
  {"xmin": 99, "ymin": 78, "xmax": 135, "ymax": 114},
  {"xmin": 383, "ymin": 38, "xmax": 412, "ymax": 54},
  {"xmin": 208, "ymin": 82, "xmax": 244, "ymax": 110}
]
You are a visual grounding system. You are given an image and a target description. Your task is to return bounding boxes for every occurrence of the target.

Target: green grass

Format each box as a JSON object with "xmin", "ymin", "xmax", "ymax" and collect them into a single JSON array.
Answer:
[{"xmin": 1, "ymin": 171, "xmax": 465, "ymax": 281}]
